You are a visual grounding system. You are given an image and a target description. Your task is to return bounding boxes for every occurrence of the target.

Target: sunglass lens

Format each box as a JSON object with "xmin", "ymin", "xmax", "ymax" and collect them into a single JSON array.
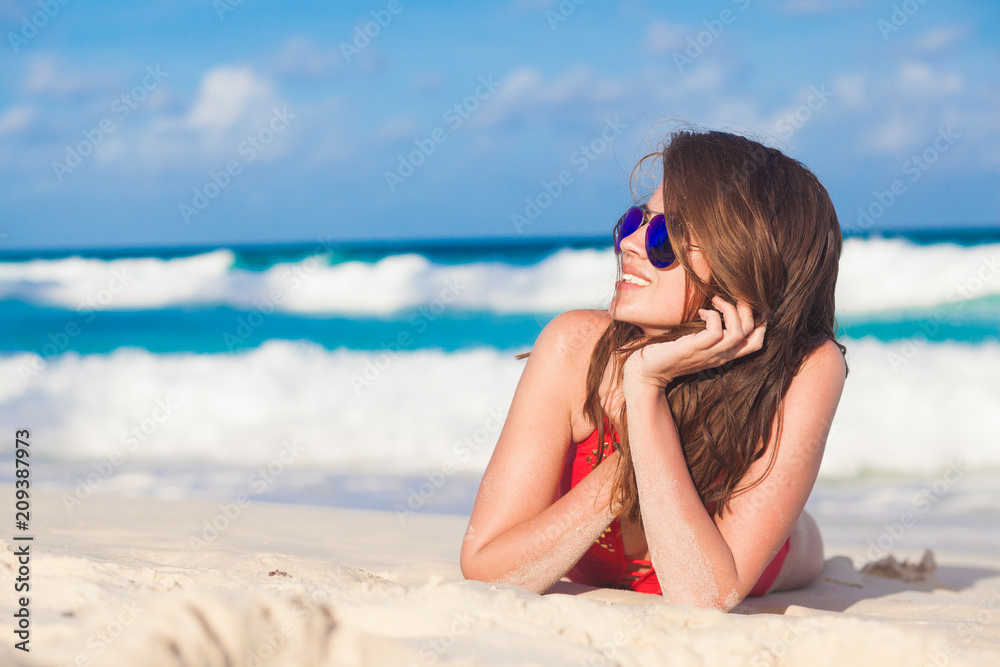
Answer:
[
  {"xmin": 645, "ymin": 214, "xmax": 676, "ymax": 268},
  {"xmin": 614, "ymin": 207, "xmax": 644, "ymax": 254}
]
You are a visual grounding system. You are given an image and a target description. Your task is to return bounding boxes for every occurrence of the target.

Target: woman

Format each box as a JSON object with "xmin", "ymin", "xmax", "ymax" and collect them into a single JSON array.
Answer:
[{"xmin": 459, "ymin": 129, "xmax": 847, "ymax": 610}]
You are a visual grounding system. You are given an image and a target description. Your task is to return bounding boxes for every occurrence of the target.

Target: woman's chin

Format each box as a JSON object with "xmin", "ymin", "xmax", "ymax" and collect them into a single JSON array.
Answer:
[
  {"xmin": 610, "ymin": 300, "xmax": 678, "ymax": 330},
  {"xmin": 611, "ymin": 312, "xmax": 659, "ymax": 332}
]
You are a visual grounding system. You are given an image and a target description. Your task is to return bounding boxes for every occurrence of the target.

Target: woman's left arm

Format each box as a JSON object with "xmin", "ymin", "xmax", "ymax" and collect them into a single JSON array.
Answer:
[{"xmin": 623, "ymin": 297, "xmax": 846, "ymax": 609}]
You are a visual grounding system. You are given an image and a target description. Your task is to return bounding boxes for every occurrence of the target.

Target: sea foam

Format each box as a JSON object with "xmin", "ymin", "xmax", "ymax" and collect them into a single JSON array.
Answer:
[
  {"xmin": 2, "ymin": 337, "xmax": 997, "ymax": 479},
  {"xmin": 1, "ymin": 238, "xmax": 997, "ymax": 317}
]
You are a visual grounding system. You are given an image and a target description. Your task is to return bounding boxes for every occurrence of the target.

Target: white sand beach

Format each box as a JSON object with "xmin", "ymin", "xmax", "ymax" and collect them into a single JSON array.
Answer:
[{"xmin": 2, "ymin": 487, "xmax": 999, "ymax": 667}]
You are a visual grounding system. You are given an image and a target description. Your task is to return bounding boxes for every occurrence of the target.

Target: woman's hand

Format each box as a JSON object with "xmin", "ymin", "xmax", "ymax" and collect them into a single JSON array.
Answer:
[{"xmin": 622, "ymin": 296, "xmax": 766, "ymax": 389}]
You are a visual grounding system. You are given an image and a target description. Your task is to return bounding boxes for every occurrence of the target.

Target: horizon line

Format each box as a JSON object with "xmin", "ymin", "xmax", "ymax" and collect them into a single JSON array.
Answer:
[{"xmin": 1, "ymin": 224, "xmax": 998, "ymax": 259}]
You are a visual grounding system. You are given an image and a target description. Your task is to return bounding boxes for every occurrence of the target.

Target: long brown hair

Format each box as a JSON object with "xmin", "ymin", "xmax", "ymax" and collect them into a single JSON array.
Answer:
[{"xmin": 582, "ymin": 129, "xmax": 847, "ymax": 526}]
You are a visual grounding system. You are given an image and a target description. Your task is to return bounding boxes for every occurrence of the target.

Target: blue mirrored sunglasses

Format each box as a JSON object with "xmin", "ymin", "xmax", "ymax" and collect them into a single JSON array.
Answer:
[{"xmin": 613, "ymin": 206, "xmax": 677, "ymax": 269}]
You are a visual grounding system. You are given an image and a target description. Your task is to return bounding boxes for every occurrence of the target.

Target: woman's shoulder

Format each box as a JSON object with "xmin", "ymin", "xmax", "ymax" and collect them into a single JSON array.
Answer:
[
  {"xmin": 785, "ymin": 338, "xmax": 847, "ymax": 404},
  {"xmin": 798, "ymin": 338, "xmax": 847, "ymax": 379},
  {"xmin": 532, "ymin": 309, "xmax": 611, "ymax": 368},
  {"xmin": 528, "ymin": 310, "xmax": 612, "ymax": 442}
]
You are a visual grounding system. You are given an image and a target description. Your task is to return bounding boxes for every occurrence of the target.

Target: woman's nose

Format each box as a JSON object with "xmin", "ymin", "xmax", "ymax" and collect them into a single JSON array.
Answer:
[{"xmin": 619, "ymin": 223, "xmax": 646, "ymax": 259}]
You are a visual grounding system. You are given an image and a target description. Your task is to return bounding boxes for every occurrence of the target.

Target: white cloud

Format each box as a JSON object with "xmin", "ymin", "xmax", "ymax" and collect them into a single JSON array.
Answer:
[
  {"xmin": 914, "ymin": 26, "xmax": 969, "ymax": 54},
  {"xmin": 644, "ymin": 21, "xmax": 688, "ymax": 55},
  {"xmin": 187, "ymin": 66, "xmax": 274, "ymax": 133},
  {"xmin": 708, "ymin": 100, "xmax": 772, "ymax": 137},
  {"xmin": 898, "ymin": 62, "xmax": 963, "ymax": 97},
  {"xmin": 0, "ymin": 105, "xmax": 36, "ymax": 136},
  {"xmin": 23, "ymin": 54, "xmax": 113, "ymax": 98},
  {"xmin": 475, "ymin": 66, "xmax": 627, "ymax": 129},
  {"xmin": 832, "ymin": 73, "xmax": 866, "ymax": 110},
  {"xmin": 866, "ymin": 115, "xmax": 923, "ymax": 153},
  {"xmin": 663, "ymin": 60, "xmax": 727, "ymax": 96},
  {"xmin": 102, "ymin": 65, "xmax": 288, "ymax": 169},
  {"xmin": 843, "ymin": 61, "xmax": 972, "ymax": 156},
  {"xmin": 762, "ymin": 82, "xmax": 836, "ymax": 145}
]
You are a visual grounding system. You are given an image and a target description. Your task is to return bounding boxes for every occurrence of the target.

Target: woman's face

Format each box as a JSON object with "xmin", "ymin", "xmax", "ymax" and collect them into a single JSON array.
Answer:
[{"xmin": 609, "ymin": 185, "xmax": 711, "ymax": 336}]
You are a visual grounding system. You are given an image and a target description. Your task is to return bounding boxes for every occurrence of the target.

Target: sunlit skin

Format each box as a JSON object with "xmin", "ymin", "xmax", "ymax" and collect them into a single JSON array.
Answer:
[
  {"xmin": 611, "ymin": 189, "xmax": 766, "ymax": 380},
  {"xmin": 460, "ymin": 179, "xmax": 844, "ymax": 608},
  {"xmin": 611, "ymin": 192, "xmax": 745, "ymax": 562},
  {"xmin": 609, "ymin": 186, "xmax": 828, "ymax": 593},
  {"xmin": 610, "ymin": 187, "xmax": 711, "ymax": 334}
]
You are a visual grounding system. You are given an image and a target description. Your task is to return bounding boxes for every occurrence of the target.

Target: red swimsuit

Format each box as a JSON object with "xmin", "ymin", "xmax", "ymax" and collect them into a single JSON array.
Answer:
[{"xmin": 558, "ymin": 425, "xmax": 791, "ymax": 597}]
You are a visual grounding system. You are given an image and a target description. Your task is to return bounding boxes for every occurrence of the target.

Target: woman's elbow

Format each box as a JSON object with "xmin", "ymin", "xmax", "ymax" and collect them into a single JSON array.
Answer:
[
  {"xmin": 459, "ymin": 544, "xmax": 479, "ymax": 581},
  {"xmin": 459, "ymin": 542, "xmax": 495, "ymax": 584},
  {"xmin": 695, "ymin": 589, "xmax": 745, "ymax": 612}
]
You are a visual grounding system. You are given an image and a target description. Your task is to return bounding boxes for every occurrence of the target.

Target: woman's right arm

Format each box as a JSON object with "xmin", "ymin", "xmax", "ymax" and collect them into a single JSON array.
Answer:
[{"xmin": 459, "ymin": 309, "xmax": 619, "ymax": 594}]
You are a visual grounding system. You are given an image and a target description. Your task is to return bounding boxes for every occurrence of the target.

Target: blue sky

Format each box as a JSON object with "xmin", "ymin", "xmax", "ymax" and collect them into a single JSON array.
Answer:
[{"xmin": 0, "ymin": 0, "xmax": 997, "ymax": 251}]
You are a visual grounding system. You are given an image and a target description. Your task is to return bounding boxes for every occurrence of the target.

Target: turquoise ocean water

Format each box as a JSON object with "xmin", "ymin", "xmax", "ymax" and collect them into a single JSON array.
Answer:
[{"xmin": 1, "ymin": 229, "xmax": 998, "ymax": 556}]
